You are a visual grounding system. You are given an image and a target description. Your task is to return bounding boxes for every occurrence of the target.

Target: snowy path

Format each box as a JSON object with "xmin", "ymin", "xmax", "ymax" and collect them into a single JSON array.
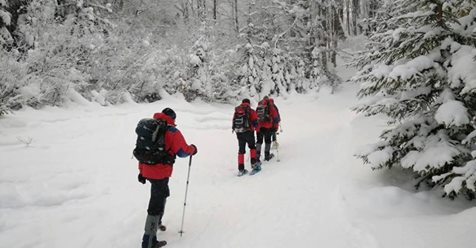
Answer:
[{"xmin": 1, "ymin": 85, "xmax": 476, "ymax": 248}]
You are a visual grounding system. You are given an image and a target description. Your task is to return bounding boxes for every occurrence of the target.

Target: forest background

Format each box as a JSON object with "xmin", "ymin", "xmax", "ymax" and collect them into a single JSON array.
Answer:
[{"xmin": 0, "ymin": 0, "xmax": 370, "ymax": 112}]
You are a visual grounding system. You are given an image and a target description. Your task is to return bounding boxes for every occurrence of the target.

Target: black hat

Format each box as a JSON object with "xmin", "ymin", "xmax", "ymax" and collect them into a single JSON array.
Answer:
[
  {"xmin": 242, "ymin": 98, "xmax": 250, "ymax": 104},
  {"xmin": 162, "ymin": 107, "xmax": 176, "ymax": 120}
]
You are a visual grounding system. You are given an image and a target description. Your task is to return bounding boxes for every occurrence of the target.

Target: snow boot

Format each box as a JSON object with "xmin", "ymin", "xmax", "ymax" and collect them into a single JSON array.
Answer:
[
  {"xmin": 252, "ymin": 162, "xmax": 261, "ymax": 170},
  {"xmin": 157, "ymin": 212, "xmax": 166, "ymax": 232},
  {"xmin": 250, "ymin": 162, "xmax": 261, "ymax": 175},
  {"xmin": 264, "ymin": 153, "xmax": 274, "ymax": 161},
  {"xmin": 265, "ymin": 153, "xmax": 274, "ymax": 161},
  {"xmin": 238, "ymin": 169, "xmax": 248, "ymax": 176},
  {"xmin": 142, "ymin": 215, "xmax": 167, "ymax": 248}
]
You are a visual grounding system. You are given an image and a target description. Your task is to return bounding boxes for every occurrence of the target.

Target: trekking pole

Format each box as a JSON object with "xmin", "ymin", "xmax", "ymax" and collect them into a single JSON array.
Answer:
[
  {"xmin": 276, "ymin": 125, "xmax": 281, "ymax": 162},
  {"xmin": 179, "ymin": 155, "xmax": 193, "ymax": 237}
]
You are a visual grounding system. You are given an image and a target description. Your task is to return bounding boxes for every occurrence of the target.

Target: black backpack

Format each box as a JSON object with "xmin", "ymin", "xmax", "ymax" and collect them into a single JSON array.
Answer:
[
  {"xmin": 233, "ymin": 105, "xmax": 251, "ymax": 133},
  {"xmin": 256, "ymin": 101, "xmax": 270, "ymax": 122},
  {"xmin": 133, "ymin": 118, "xmax": 175, "ymax": 165}
]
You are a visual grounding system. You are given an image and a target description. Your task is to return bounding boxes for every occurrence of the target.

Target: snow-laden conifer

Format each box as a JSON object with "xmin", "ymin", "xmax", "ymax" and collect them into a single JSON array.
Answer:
[{"xmin": 353, "ymin": 0, "xmax": 476, "ymax": 199}]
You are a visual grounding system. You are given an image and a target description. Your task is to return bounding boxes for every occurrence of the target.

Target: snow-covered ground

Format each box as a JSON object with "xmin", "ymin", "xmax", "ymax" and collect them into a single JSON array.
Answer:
[{"xmin": 1, "ymin": 84, "xmax": 476, "ymax": 248}]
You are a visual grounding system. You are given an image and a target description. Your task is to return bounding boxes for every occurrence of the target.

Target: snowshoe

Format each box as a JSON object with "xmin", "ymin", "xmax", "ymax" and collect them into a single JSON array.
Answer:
[
  {"xmin": 237, "ymin": 169, "xmax": 248, "ymax": 177},
  {"xmin": 154, "ymin": 240, "xmax": 167, "ymax": 247},
  {"xmin": 250, "ymin": 163, "xmax": 262, "ymax": 175},
  {"xmin": 264, "ymin": 153, "xmax": 274, "ymax": 161},
  {"xmin": 142, "ymin": 235, "xmax": 167, "ymax": 248}
]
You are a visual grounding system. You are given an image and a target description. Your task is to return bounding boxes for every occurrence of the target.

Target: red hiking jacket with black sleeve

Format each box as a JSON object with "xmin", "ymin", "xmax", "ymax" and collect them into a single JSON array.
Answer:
[{"xmin": 138, "ymin": 113, "xmax": 196, "ymax": 180}]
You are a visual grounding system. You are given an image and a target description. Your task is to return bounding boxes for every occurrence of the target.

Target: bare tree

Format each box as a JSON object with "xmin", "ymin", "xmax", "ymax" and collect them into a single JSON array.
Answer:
[
  {"xmin": 213, "ymin": 0, "xmax": 217, "ymax": 20},
  {"xmin": 233, "ymin": 0, "xmax": 239, "ymax": 32}
]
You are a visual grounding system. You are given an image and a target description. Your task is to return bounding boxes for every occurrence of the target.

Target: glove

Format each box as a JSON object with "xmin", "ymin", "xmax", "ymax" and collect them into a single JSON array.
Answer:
[
  {"xmin": 191, "ymin": 144, "xmax": 198, "ymax": 155},
  {"xmin": 138, "ymin": 174, "xmax": 146, "ymax": 184}
]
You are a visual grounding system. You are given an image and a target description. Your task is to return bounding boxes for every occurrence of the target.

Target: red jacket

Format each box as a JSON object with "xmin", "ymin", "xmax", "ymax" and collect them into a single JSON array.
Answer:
[
  {"xmin": 138, "ymin": 113, "xmax": 195, "ymax": 180},
  {"xmin": 257, "ymin": 99, "xmax": 279, "ymax": 130},
  {"xmin": 269, "ymin": 98, "xmax": 281, "ymax": 129}
]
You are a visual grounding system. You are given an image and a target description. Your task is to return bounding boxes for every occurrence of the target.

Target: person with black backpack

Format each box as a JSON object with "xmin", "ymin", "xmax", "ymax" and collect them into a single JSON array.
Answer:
[
  {"xmin": 255, "ymin": 96, "xmax": 280, "ymax": 162},
  {"xmin": 134, "ymin": 108, "xmax": 197, "ymax": 248},
  {"xmin": 232, "ymin": 98, "xmax": 259, "ymax": 176}
]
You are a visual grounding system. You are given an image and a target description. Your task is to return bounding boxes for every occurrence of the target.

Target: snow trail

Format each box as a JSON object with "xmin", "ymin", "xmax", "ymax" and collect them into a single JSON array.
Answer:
[{"xmin": 1, "ymin": 85, "xmax": 475, "ymax": 248}]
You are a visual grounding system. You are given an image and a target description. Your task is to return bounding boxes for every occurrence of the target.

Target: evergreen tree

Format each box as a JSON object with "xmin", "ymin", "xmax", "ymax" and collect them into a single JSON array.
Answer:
[
  {"xmin": 0, "ymin": 0, "xmax": 12, "ymax": 48},
  {"xmin": 182, "ymin": 27, "xmax": 211, "ymax": 102},
  {"xmin": 235, "ymin": 1, "xmax": 270, "ymax": 99},
  {"xmin": 353, "ymin": 0, "xmax": 476, "ymax": 199}
]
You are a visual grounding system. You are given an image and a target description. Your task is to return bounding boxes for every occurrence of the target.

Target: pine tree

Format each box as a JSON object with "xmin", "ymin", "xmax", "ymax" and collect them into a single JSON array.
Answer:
[
  {"xmin": 235, "ymin": 1, "xmax": 267, "ymax": 99},
  {"xmin": 353, "ymin": 0, "xmax": 476, "ymax": 199},
  {"xmin": 177, "ymin": 22, "xmax": 212, "ymax": 102},
  {"xmin": 0, "ymin": 0, "xmax": 12, "ymax": 48}
]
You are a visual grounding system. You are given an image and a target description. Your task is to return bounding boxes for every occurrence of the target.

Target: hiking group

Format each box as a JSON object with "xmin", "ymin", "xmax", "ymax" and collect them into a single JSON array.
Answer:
[
  {"xmin": 133, "ymin": 96, "xmax": 281, "ymax": 248},
  {"xmin": 232, "ymin": 96, "xmax": 281, "ymax": 176}
]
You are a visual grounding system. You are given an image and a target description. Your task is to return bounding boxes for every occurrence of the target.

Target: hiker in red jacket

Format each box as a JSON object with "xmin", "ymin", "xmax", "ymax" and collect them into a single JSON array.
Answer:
[
  {"xmin": 232, "ymin": 98, "xmax": 260, "ymax": 175},
  {"xmin": 269, "ymin": 97, "xmax": 281, "ymax": 142},
  {"xmin": 138, "ymin": 108, "xmax": 197, "ymax": 248},
  {"xmin": 256, "ymin": 96, "xmax": 280, "ymax": 162}
]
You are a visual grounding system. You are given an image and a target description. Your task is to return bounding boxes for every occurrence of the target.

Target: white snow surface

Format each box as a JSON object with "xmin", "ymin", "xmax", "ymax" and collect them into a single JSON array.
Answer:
[{"xmin": 1, "ymin": 86, "xmax": 476, "ymax": 248}]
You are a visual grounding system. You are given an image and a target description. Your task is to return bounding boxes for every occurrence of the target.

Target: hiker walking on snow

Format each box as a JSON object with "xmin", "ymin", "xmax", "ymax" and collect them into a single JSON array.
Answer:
[
  {"xmin": 256, "ymin": 96, "xmax": 280, "ymax": 162},
  {"xmin": 135, "ymin": 108, "xmax": 197, "ymax": 248},
  {"xmin": 232, "ymin": 98, "xmax": 260, "ymax": 176}
]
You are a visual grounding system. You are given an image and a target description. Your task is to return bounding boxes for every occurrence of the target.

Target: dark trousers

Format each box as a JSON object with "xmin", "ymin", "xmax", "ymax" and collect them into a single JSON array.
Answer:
[
  {"xmin": 147, "ymin": 178, "xmax": 170, "ymax": 223},
  {"xmin": 256, "ymin": 128, "xmax": 273, "ymax": 145},
  {"xmin": 256, "ymin": 128, "xmax": 273, "ymax": 160},
  {"xmin": 236, "ymin": 131, "xmax": 257, "ymax": 170},
  {"xmin": 237, "ymin": 131, "xmax": 256, "ymax": 154}
]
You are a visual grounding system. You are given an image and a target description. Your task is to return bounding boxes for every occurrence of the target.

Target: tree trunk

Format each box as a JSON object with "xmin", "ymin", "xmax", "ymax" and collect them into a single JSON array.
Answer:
[
  {"xmin": 436, "ymin": 2, "xmax": 444, "ymax": 27},
  {"xmin": 331, "ymin": 6, "xmax": 339, "ymax": 67},
  {"xmin": 343, "ymin": 0, "xmax": 349, "ymax": 36},
  {"xmin": 213, "ymin": 0, "xmax": 217, "ymax": 20},
  {"xmin": 319, "ymin": 4, "xmax": 328, "ymax": 73},
  {"xmin": 336, "ymin": 5, "xmax": 349, "ymax": 38},
  {"xmin": 352, "ymin": 0, "xmax": 359, "ymax": 35},
  {"xmin": 309, "ymin": 0, "xmax": 316, "ymax": 49},
  {"xmin": 234, "ymin": 0, "xmax": 239, "ymax": 33}
]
